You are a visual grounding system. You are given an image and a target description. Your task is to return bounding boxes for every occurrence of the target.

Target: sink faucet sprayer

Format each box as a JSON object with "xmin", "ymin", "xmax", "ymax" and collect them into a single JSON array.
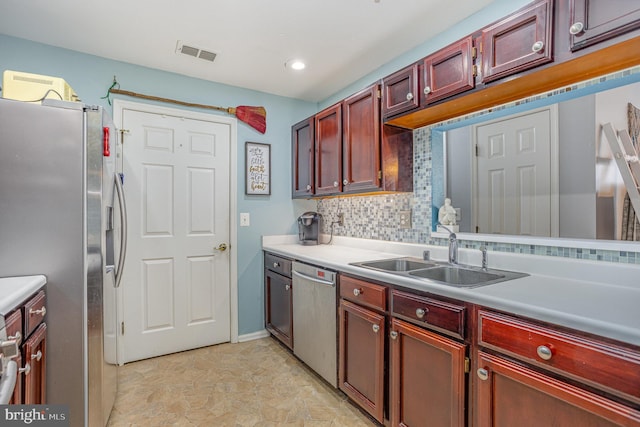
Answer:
[{"xmin": 437, "ymin": 223, "xmax": 458, "ymax": 264}]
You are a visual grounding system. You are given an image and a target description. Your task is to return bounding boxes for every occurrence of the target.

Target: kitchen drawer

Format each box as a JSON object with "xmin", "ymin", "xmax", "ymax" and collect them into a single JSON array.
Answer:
[
  {"xmin": 264, "ymin": 253, "xmax": 292, "ymax": 278},
  {"xmin": 478, "ymin": 310, "xmax": 640, "ymax": 404},
  {"xmin": 339, "ymin": 276, "xmax": 387, "ymax": 312},
  {"xmin": 391, "ymin": 290, "xmax": 465, "ymax": 340},
  {"xmin": 24, "ymin": 290, "xmax": 46, "ymax": 337},
  {"xmin": 5, "ymin": 309, "xmax": 22, "ymax": 344}
]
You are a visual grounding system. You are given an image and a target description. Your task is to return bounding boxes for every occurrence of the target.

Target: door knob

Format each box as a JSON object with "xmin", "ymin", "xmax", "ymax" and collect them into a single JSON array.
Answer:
[{"xmin": 215, "ymin": 243, "xmax": 228, "ymax": 252}]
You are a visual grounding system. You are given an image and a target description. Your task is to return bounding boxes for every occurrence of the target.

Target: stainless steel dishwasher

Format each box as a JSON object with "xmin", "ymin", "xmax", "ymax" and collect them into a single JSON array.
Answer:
[{"xmin": 292, "ymin": 261, "xmax": 337, "ymax": 388}]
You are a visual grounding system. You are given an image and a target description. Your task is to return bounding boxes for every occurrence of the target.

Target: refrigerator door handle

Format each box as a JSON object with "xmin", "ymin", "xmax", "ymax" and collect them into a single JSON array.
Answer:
[{"xmin": 114, "ymin": 173, "xmax": 128, "ymax": 288}]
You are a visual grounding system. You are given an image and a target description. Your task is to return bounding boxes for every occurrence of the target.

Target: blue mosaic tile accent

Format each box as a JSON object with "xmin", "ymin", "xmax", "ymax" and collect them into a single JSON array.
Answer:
[{"xmin": 316, "ymin": 67, "xmax": 640, "ymax": 264}]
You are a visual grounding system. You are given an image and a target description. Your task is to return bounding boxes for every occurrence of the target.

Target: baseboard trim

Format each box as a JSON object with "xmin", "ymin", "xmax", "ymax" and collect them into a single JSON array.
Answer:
[{"xmin": 237, "ymin": 329, "xmax": 270, "ymax": 342}]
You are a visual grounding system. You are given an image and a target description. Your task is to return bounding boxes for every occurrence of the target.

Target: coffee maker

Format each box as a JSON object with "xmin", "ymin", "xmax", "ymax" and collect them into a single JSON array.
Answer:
[{"xmin": 297, "ymin": 212, "xmax": 322, "ymax": 245}]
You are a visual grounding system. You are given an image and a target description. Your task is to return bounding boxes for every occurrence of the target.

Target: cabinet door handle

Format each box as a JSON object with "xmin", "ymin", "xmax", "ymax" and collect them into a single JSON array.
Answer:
[
  {"xmin": 31, "ymin": 350, "xmax": 42, "ymax": 362},
  {"xmin": 333, "ymin": 181, "xmax": 339, "ymax": 187},
  {"xmin": 569, "ymin": 22, "xmax": 584, "ymax": 35},
  {"xmin": 390, "ymin": 331, "xmax": 398, "ymax": 340},
  {"xmin": 285, "ymin": 284, "xmax": 291, "ymax": 291},
  {"xmin": 29, "ymin": 307, "xmax": 46, "ymax": 317},
  {"xmin": 19, "ymin": 363, "xmax": 31, "ymax": 376},
  {"xmin": 306, "ymin": 184, "xmax": 312, "ymax": 191},
  {"xmin": 415, "ymin": 308, "xmax": 428, "ymax": 319},
  {"xmin": 406, "ymin": 92, "xmax": 414, "ymax": 101},
  {"xmin": 343, "ymin": 179, "xmax": 349, "ymax": 186},
  {"xmin": 531, "ymin": 41, "xmax": 544, "ymax": 53},
  {"xmin": 423, "ymin": 86, "xmax": 431, "ymax": 95},
  {"xmin": 353, "ymin": 288, "xmax": 362, "ymax": 297},
  {"xmin": 477, "ymin": 368, "xmax": 489, "ymax": 381},
  {"xmin": 273, "ymin": 262, "xmax": 280, "ymax": 268},
  {"xmin": 372, "ymin": 324, "xmax": 380, "ymax": 333},
  {"xmin": 7, "ymin": 332, "xmax": 21, "ymax": 344},
  {"xmin": 537, "ymin": 345, "xmax": 554, "ymax": 360}
]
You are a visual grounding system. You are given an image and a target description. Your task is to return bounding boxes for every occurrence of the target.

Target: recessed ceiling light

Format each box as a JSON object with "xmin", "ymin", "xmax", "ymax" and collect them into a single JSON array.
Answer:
[{"xmin": 285, "ymin": 59, "xmax": 306, "ymax": 71}]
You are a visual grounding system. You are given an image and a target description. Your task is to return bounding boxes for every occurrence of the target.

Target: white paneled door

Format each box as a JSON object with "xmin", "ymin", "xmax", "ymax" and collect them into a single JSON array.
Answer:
[
  {"xmin": 120, "ymin": 107, "xmax": 231, "ymax": 363},
  {"xmin": 474, "ymin": 106, "xmax": 559, "ymax": 237}
]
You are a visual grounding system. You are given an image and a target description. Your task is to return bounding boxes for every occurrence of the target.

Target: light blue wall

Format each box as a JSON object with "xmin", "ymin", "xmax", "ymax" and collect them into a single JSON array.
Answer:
[{"xmin": 0, "ymin": 33, "xmax": 316, "ymax": 336}]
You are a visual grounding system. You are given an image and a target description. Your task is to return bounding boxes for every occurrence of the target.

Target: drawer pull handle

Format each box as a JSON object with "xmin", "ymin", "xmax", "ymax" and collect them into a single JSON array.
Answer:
[
  {"xmin": 415, "ymin": 308, "xmax": 428, "ymax": 319},
  {"xmin": 7, "ymin": 332, "xmax": 21, "ymax": 344},
  {"xmin": 477, "ymin": 368, "xmax": 489, "ymax": 381},
  {"xmin": 285, "ymin": 284, "xmax": 291, "ymax": 291},
  {"xmin": 531, "ymin": 41, "xmax": 544, "ymax": 53},
  {"xmin": 19, "ymin": 363, "xmax": 31, "ymax": 376},
  {"xmin": 537, "ymin": 345, "xmax": 553, "ymax": 361},
  {"xmin": 390, "ymin": 331, "xmax": 398, "ymax": 340},
  {"xmin": 30, "ymin": 307, "xmax": 46, "ymax": 317},
  {"xmin": 353, "ymin": 288, "xmax": 362, "ymax": 297},
  {"xmin": 569, "ymin": 22, "xmax": 584, "ymax": 35},
  {"xmin": 273, "ymin": 262, "xmax": 280, "ymax": 268},
  {"xmin": 372, "ymin": 324, "xmax": 380, "ymax": 333}
]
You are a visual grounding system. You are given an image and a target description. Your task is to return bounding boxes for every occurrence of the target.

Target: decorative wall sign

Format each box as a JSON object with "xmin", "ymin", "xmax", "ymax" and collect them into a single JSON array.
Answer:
[{"xmin": 245, "ymin": 141, "xmax": 271, "ymax": 195}]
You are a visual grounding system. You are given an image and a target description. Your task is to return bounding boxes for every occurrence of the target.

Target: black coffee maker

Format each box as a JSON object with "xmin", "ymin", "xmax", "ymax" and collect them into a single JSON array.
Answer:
[{"xmin": 297, "ymin": 212, "xmax": 322, "ymax": 245}]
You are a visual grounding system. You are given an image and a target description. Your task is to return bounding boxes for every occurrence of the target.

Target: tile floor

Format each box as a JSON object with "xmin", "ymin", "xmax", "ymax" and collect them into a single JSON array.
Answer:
[{"xmin": 107, "ymin": 337, "xmax": 377, "ymax": 426}]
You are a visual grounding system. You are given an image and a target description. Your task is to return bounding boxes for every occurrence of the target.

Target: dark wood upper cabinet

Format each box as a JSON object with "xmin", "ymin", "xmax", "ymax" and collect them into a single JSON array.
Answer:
[
  {"xmin": 423, "ymin": 36, "xmax": 476, "ymax": 104},
  {"xmin": 291, "ymin": 117, "xmax": 315, "ymax": 198},
  {"xmin": 481, "ymin": 0, "xmax": 554, "ymax": 84},
  {"xmin": 315, "ymin": 103, "xmax": 343, "ymax": 196},
  {"xmin": 342, "ymin": 84, "xmax": 381, "ymax": 193},
  {"xmin": 382, "ymin": 63, "xmax": 420, "ymax": 118},
  {"xmin": 569, "ymin": 0, "xmax": 640, "ymax": 51}
]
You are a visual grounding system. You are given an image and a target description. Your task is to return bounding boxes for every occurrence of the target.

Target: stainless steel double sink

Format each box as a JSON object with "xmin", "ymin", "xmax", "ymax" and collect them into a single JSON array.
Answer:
[{"xmin": 350, "ymin": 257, "xmax": 527, "ymax": 288}]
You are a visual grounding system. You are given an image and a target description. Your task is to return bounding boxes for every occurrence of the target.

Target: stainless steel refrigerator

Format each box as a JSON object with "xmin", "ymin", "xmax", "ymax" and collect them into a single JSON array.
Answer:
[{"xmin": 0, "ymin": 97, "xmax": 127, "ymax": 426}]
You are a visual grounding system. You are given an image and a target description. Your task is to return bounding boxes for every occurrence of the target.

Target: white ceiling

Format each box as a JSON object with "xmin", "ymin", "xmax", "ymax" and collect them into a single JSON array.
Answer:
[{"xmin": 0, "ymin": 0, "xmax": 495, "ymax": 102}]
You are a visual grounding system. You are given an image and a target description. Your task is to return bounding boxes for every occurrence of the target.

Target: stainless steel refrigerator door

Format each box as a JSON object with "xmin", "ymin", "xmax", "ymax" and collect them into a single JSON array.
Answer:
[{"xmin": 0, "ymin": 99, "xmax": 86, "ymax": 426}]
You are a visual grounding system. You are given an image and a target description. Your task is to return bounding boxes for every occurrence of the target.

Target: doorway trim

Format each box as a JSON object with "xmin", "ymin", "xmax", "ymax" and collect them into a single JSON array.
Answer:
[{"xmin": 112, "ymin": 99, "xmax": 239, "ymax": 354}]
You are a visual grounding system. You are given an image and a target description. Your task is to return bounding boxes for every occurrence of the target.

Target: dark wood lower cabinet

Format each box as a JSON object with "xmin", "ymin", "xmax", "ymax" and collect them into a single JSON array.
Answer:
[
  {"xmin": 390, "ymin": 318, "xmax": 467, "ymax": 427},
  {"xmin": 265, "ymin": 269, "xmax": 293, "ymax": 349},
  {"xmin": 23, "ymin": 322, "xmax": 47, "ymax": 405},
  {"xmin": 338, "ymin": 299, "xmax": 386, "ymax": 423},
  {"xmin": 475, "ymin": 351, "xmax": 640, "ymax": 427}
]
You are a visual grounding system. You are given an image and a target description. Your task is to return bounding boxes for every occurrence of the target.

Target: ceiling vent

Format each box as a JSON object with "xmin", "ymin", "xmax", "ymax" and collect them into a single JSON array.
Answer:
[{"xmin": 176, "ymin": 41, "xmax": 217, "ymax": 62}]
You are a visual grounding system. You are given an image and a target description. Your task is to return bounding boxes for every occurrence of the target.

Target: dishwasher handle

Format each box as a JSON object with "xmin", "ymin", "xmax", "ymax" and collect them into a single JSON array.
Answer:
[{"xmin": 292, "ymin": 270, "xmax": 336, "ymax": 286}]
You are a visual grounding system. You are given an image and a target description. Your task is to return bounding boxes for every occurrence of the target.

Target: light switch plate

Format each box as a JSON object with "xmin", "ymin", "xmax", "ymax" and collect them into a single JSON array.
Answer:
[
  {"xmin": 399, "ymin": 210, "xmax": 412, "ymax": 229},
  {"xmin": 240, "ymin": 212, "xmax": 250, "ymax": 227}
]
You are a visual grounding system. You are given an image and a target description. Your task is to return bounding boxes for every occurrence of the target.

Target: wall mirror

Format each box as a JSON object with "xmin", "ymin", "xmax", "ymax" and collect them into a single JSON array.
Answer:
[{"xmin": 431, "ymin": 74, "xmax": 640, "ymax": 249}]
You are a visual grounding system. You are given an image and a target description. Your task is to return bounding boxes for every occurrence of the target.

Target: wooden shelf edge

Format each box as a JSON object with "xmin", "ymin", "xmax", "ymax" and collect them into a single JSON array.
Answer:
[{"xmin": 385, "ymin": 36, "xmax": 640, "ymax": 130}]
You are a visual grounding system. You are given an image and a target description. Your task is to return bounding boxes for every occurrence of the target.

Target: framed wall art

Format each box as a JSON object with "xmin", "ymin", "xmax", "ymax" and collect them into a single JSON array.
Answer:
[{"xmin": 245, "ymin": 141, "xmax": 271, "ymax": 195}]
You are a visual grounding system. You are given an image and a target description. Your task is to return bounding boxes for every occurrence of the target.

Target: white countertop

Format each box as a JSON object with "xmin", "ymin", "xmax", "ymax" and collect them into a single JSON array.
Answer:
[
  {"xmin": 0, "ymin": 275, "xmax": 47, "ymax": 316},
  {"xmin": 263, "ymin": 235, "xmax": 640, "ymax": 347}
]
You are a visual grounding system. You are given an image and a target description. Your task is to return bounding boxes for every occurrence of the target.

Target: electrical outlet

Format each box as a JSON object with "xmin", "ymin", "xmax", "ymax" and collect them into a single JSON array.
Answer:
[
  {"xmin": 337, "ymin": 213, "xmax": 345, "ymax": 226},
  {"xmin": 399, "ymin": 210, "xmax": 412, "ymax": 229}
]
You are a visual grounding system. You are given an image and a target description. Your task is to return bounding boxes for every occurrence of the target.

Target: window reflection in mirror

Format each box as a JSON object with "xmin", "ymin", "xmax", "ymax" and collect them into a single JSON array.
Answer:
[{"xmin": 432, "ymin": 78, "xmax": 640, "ymax": 243}]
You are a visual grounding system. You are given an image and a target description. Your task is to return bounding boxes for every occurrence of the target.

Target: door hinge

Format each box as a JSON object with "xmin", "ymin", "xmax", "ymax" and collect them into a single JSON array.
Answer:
[
  {"xmin": 472, "ymin": 46, "xmax": 477, "ymax": 59},
  {"xmin": 119, "ymin": 129, "xmax": 130, "ymax": 144},
  {"xmin": 121, "ymin": 321, "xmax": 125, "ymax": 335},
  {"xmin": 478, "ymin": 41, "xmax": 483, "ymax": 54},
  {"xmin": 475, "ymin": 144, "xmax": 479, "ymax": 157},
  {"xmin": 464, "ymin": 357, "xmax": 471, "ymax": 373},
  {"xmin": 473, "ymin": 64, "xmax": 478, "ymax": 77},
  {"xmin": 377, "ymin": 89, "xmax": 382, "ymax": 99},
  {"xmin": 378, "ymin": 170, "xmax": 383, "ymax": 180},
  {"xmin": 476, "ymin": 225, "xmax": 480, "ymax": 233}
]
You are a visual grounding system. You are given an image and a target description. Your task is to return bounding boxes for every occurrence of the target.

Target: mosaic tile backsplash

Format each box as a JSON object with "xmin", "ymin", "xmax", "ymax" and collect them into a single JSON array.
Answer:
[{"xmin": 317, "ymin": 67, "xmax": 640, "ymax": 264}]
